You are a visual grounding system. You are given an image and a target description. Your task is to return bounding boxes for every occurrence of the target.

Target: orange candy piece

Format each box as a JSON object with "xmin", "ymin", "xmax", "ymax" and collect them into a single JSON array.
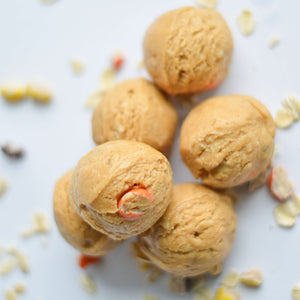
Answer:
[
  {"xmin": 118, "ymin": 188, "xmax": 152, "ymax": 220},
  {"xmin": 78, "ymin": 254, "xmax": 101, "ymax": 269}
]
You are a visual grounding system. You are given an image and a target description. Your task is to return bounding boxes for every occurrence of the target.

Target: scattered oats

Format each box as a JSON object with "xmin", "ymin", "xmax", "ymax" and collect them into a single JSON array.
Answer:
[
  {"xmin": 0, "ymin": 258, "xmax": 17, "ymax": 275},
  {"xmin": 1, "ymin": 143, "xmax": 24, "ymax": 158},
  {"xmin": 196, "ymin": 0, "xmax": 217, "ymax": 9},
  {"xmin": 190, "ymin": 276, "xmax": 205, "ymax": 291},
  {"xmin": 194, "ymin": 286, "xmax": 213, "ymax": 300},
  {"xmin": 99, "ymin": 68, "xmax": 116, "ymax": 91},
  {"xmin": 269, "ymin": 37, "xmax": 280, "ymax": 48},
  {"xmin": 292, "ymin": 284, "xmax": 300, "ymax": 300},
  {"xmin": 221, "ymin": 270, "xmax": 240, "ymax": 287},
  {"xmin": 168, "ymin": 274, "xmax": 187, "ymax": 295},
  {"xmin": 248, "ymin": 170, "xmax": 268, "ymax": 192},
  {"xmin": 271, "ymin": 144, "xmax": 279, "ymax": 166},
  {"xmin": 240, "ymin": 269, "xmax": 263, "ymax": 287},
  {"xmin": 1, "ymin": 81, "xmax": 28, "ymax": 103},
  {"xmin": 16, "ymin": 252, "xmax": 29, "ymax": 273},
  {"xmin": 275, "ymin": 95, "xmax": 300, "ymax": 128},
  {"xmin": 211, "ymin": 263, "xmax": 223, "ymax": 275},
  {"xmin": 274, "ymin": 202, "xmax": 296, "ymax": 227},
  {"xmin": 268, "ymin": 167, "xmax": 294, "ymax": 201},
  {"xmin": 146, "ymin": 265, "xmax": 163, "ymax": 282},
  {"xmin": 5, "ymin": 245, "xmax": 18, "ymax": 255},
  {"xmin": 71, "ymin": 59, "xmax": 85, "ymax": 75},
  {"xmin": 137, "ymin": 60, "xmax": 145, "ymax": 71},
  {"xmin": 84, "ymin": 91, "xmax": 105, "ymax": 109},
  {"xmin": 143, "ymin": 295, "xmax": 160, "ymax": 300},
  {"xmin": 4, "ymin": 289, "xmax": 17, "ymax": 300},
  {"xmin": 215, "ymin": 286, "xmax": 240, "ymax": 300},
  {"xmin": 275, "ymin": 109, "xmax": 294, "ymax": 128},
  {"xmin": 14, "ymin": 282, "xmax": 26, "ymax": 294},
  {"xmin": 21, "ymin": 211, "xmax": 50, "ymax": 238},
  {"xmin": 27, "ymin": 82, "xmax": 52, "ymax": 103},
  {"xmin": 79, "ymin": 274, "xmax": 96, "ymax": 294},
  {"xmin": 0, "ymin": 178, "xmax": 8, "ymax": 197},
  {"xmin": 292, "ymin": 194, "xmax": 300, "ymax": 215},
  {"xmin": 237, "ymin": 10, "xmax": 255, "ymax": 36}
]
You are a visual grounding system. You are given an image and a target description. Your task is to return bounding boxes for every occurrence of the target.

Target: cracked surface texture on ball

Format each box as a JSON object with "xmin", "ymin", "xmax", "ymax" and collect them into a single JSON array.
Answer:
[
  {"xmin": 180, "ymin": 95, "xmax": 276, "ymax": 188},
  {"xmin": 92, "ymin": 78, "xmax": 178, "ymax": 154},
  {"xmin": 53, "ymin": 170, "xmax": 120, "ymax": 255},
  {"xmin": 137, "ymin": 183, "xmax": 237, "ymax": 277},
  {"xmin": 69, "ymin": 140, "xmax": 173, "ymax": 240},
  {"xmin": 143, "ymin": 7, "xmax": 233, "ymax": 95}
]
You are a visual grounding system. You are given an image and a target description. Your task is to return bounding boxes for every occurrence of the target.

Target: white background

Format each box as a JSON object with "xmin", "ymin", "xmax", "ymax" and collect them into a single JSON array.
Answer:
[{"xmin": 0, "ymin": 0, "xmax": 299, "ymax": 299}]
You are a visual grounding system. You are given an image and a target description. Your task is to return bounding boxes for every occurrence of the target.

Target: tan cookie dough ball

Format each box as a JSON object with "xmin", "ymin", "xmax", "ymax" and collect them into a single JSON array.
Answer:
[
  {"xmin": 53, "ymin": 170, "xmax": 120, "ymax": 256},
  {"xmin": 92, "ymin": 78, "xmax": 178, "ymax": 154},
  {"xmin": 143, "ymin": 7, "xmax": 233, "ymax": 95},
  {"xmin": 180, "ymin": 95, "xmax": 276, "ymax": 188},
  {"xmin": 137, "ymin": 183, "xmax": 237, "ymax": 277},
  {"xmin": 69, "ymin": 140, "xmax": 173, "ymax": 240}
]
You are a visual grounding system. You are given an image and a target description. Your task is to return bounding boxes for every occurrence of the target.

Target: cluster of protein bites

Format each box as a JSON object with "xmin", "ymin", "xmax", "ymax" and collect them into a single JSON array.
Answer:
[{"xmin": 53, "ymin": 7, "xmax": 275, "ymax": 281}]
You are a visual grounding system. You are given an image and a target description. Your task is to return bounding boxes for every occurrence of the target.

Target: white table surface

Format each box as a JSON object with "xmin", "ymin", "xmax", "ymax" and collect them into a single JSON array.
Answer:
[{"xmin": 0, "ymin": 0, "xmax": 299, "ymax": 299}]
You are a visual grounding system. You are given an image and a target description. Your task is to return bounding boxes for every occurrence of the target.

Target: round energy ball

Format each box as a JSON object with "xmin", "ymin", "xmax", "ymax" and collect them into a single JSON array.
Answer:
[
  {"xmin": 69, "ymin": 140, "xmax": 173, "ymax": 240},
  {"xmin": 53, "ymin": 170, "xmax": 120, "ymax": 256},
  {"xmin": 136, "ymin": 183, "xmax": 237, "ymax": 277},
  {"xmin": 92, "ymin": 78, "xmax": 178, "ymax": 154},
  {"xmin": 143, "ymin": 7, "xmax": 233, "ymax": 95},
  {"xmin": 180, "ymin": 95, "xmax": 276, "ymax": 188}
]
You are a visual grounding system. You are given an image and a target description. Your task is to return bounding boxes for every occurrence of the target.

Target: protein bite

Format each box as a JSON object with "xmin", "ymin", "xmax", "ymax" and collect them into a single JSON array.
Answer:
[
  {"xmin": 136, "ymin": 183, "xmax": 237, "ymax": 277},
  {"xmin": 92, "ymin": 78, "xmax": 178, "ymax": 154},
  {"xmin": 180, "ymin": 95, "xmax": 276, "ymax": 188},
  {"xmin": 53, "ymin": 170, "xmax": 120, "ymax": 256},
  {"xmin": 143, "ymin": 7, "xmax": 233, "ymax": 95},
  {"xmin": 69, "ymin": 140, "xmax": 173, "ymax": 240}
]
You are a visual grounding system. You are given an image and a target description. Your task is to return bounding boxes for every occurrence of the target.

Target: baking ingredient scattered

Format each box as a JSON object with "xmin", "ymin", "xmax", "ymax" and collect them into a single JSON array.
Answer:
[
  {"xmin": 84, "ymin": 91, "xmax": 105, "ymax": 109},
  {"xmin": 221, "ymin": 270, "xmax": 240, "ymax": 287},
  {"xmin": 78, "ymin": 254, "xmax": 101, "ymax": 269},
  {"xmin": 248, "ymin": 171, "xmax": 268, "ymax": 192},
  {"xmin": 1, "ymin": 81, "xmax": 27, "ymax": 103},
  {"xmin": 193, "ymin": 286, "xmax": 213, "ymax": 300},
  {"xmin": 292, "ymin": 194, "xmax": 300, "ymax": 215},
  {"xmin": 146, "ymin": 265, "xmax": 163, "ymax": 282},
  {"xmin": 240, "ymin": 269, "xmax": 263, "ymax": 287},
  {"xmin": 275, "ymin": 95, "xmax": 300, "ymax": 128},
  {"xmin": 196, "ymin": 0, "xmax": 217, "ymax": 9},
  {"xmin": 274, "ymin": 202, "xmax": 296, "ymax": 228},
  {"xmin": 137, "ymin": 60, "xmax": 145, "ymax": 70},
  {"xmin": 27, "ymin": 82, "xmax": 52, "ymax": 103},
  {"xmin": 168, "ymin": 275, "xmax": 187, "ymax": 295},
  {"xmin": 4, "ymin": 289, "xmax": 17, "ymax": 300},
  {"xmin": 237, "ymin": 10, "xmax": 255, "ymax": 36},
  {"xmin": 14, "ymin": 282, "xmax": 26, "ymax": 294},
  {"xmin": 100, "ymin": 68, "xmax": 116, "ymax": 91},
  {"xmin": 0, "ymin": 258, "xmax": 17, "ymax": 275},
  {"xmin": 21, "ymin": 211, "xmax": 51, "ymax": 238},
  {"xmin": 268, "ymin": 167, "xmax": 294, "ymax": 201},
  {"xmin": 85, "ymin": 68, "xmax": 116, "ymax": 109},
  {"xmin": 16, "ymin": 252, "xmax": 30, "ymax": 273},
  {"xmin": 79, "ymin": 274, "xmax": 96, "ymax": 294},
  {"xmin": 292, "ymin": 284, "xmax": 300, "ymax": 300},
  {"xmin": 269, "ymin": 38, "xmax": 280, "ymax": 48},
  {"xmin": 215, "ymin": 286, "xmax": 240, "ymax": 300},
  {"xmin": 71, "ymin": 59, "xmax": 85, "ymax": 75},
  {"xmin": 1, "ymin": 143, "xmax": 24, "ymax": 159},
  {"xmin": 0, "ymin": 178, "xmax": 8, "ymax": 196},
  {"xmin": 271, "ymin": 144, "xmax": 279, "ymax": 166},
  {"xmin": 144, "ymin": 295, "xmax": 160, "ymax": 300},
  {"xmin": 112, "ymin": 51, "xmax": 124, "ymax": 71}
]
